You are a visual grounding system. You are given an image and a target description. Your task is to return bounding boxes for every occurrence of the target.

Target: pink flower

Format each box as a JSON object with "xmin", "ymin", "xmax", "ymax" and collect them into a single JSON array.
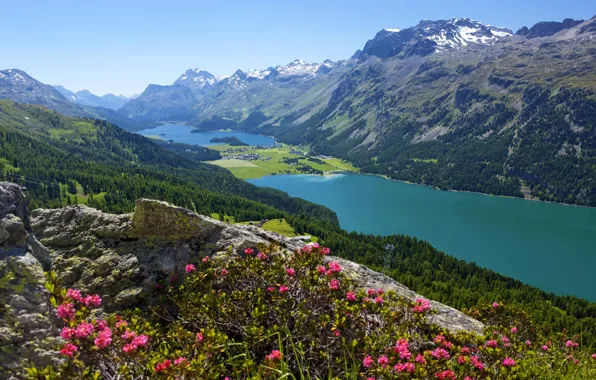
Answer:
[
  {"xmin": 60, "ymin": 327, "xmax": 75, "ymax": 341},
  {"xmin": 121, "ymin": 330, "xmax": 136, "ymax": 340},
  {"xmin": 59, "ymin": 343, "xmax": 78, "ymax": 357},
  {"xmin": 492, "ymin": 302, "xmax": 500, "ymax": 308},
  {"xmin": 66, "ymin": 288, "xmax": 82, "ymax": 302},
  {"xmin": 285, "ymin": 268, "xmax": 296, "ymax": 276},
  {"xmin": 321, "ymin": 247, "xmax": 330, "ymax": 255},
  {"xmin": 363, "ymin": 355, "xmax": 374, "ymax": 368},
  {"xmin": 154, "ymin": 359, "xmax": 171, "ymax": 373},
  {"xmin": 96, "ymin": 319, "xmax": 107, "ymax": 331},
  {"xmin": 374, "ymin": 296, "xmax": 383, "ymax": 304},
  {"xmin": 202, "ymin": 256, "xmax": 210, "ymax": 263},
  {"xmin": 328, "ymin": 279, "xmax": 340, "ymax": 290},
  {"xmin": 541, "ymin": 345, "xmax": 549, "ymax": 351},
  {"xmin": 266, "ymin": 349, "xmax": 282, "ymax": 361},
  {"xmin": 74, "ymin": 321, "xmax": 94, "ymax": 339},
  {"xmin": 132, "ymin": 334, "xmax": 149, "ymax": 347},
  {"xmin": 328, "ymin": 262, "xmax": 342, "ymax": 273},
  {"xmin": 115, "ymin": 320, "xmax": 128, "ymax": 329},
  {"xmin": 362, "ymin": 297, "xmax": 370, "ymax": 303},
  {"xmin": 458, "ymin": 355, "xmax": 468, "ymax": 364},
  {"xmin": 394, "ymin": 339, "xmax": 411, "ymax": 360},
  {"xmin": 346, "ymin": 291, "xmax": 357, "ymax": 301},
  {"xmin": 83, "ymin": 294, "xmax": 102, "ymax": 307},
  {"xmin": 174, "ymin": 357, "xmax": 187, "ymax": 365},
  {"xmin": 485, "ymin": 339, "xmax": 498, "ymax": 348},
  {"xmin": 413, "ymin": 298, "xmax": 431, "ymax": 313},
  {"xmin": 94, "ymin": 328, "xmax": 112, "ymax": 349},
  {"xmin": 431, "ymin": 348, "xmax": 450, "ymax": 360},
  {"xmin": 592, "ymin": 353, "xmax": 596, "ymax": 360},
  {"xmin": 394, "ymin": 362, "xmax": 415, "ymax": 373},
  {"xmin": 257, "ymin": 252, "xmax": 268, "ymax": 260},
  {"xmin": 377, "ymin": 355, "xmax": 389, "ymax": 367},
  {"xmin": 511, "ymin": 326, "xmax": 518, "ymax": 334},
  {"xmin": 525, "ymin": 340, "xmax": 532, "ymax": 347},
  {"xmin": 501, "ymin": 336, "xmax": 511, "ymax": 344},
  {"xmin": 461, "ymin": 346, "xmax": 470, "ymax": 355},
  {"xmin": 435, "ymin": 370, "xmax": 456, "ymax": 379},
  {"xmin": 244, "ymin": 247, "xmax": 254, "ymax": 255},
  {"xmin": 221, "ymin": 268, "xmax": 229, "ymax": 276},
  {"xmin": 367, "ymin": 288, "xmax": 376, "ymax": 296},
  {"xmin": 279, "ymin": 285, "xmax": 289, "ymax": 293},
  {"xmin": 316, "ymin": 265, "xmax": 326, "ymax": 274},
  {"xmin": 185, "ymin": 264, "xmax": 196, "ymax": 273},
  {"xmin": 566, "ymin": 340, "xmax": 579, "ymax": 348},
  {"xmin": 415, "ymin": 354, "xmax": 427, "ymax": 364},
  {"xmin": 301, "ymin": 245, "xmax": 312, "ymax": 253},
  {"xmin": 310, "ymin": 242, "xmax": 320, "ymax": 249},
  {"xmin": 502, "ymin": 358, "xmax": 516, "ymax": 367},
  {"xmin": 196, "ymin": 332, "xmax": 204, "ymax": 342},
  {"xmin": 57, "ymin": 303, "xmax": 75, "ymax": 319},
  {"xmin": 122, "ymin": 343, "xmax": 138, "ymax": 353},
  {"xmin": 470, "ymin": 356, "xmax": 484, "ymax": 371},
  {"xmin": 333, "ymin": 329, "xmax": 341, "ymax": 337},
  {"xmin": 267, "ymin": 286, "xmax": 276, "ymax": 292}
]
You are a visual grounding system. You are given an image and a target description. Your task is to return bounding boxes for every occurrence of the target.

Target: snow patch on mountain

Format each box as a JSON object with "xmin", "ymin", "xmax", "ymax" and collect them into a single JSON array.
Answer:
[{"xmin": 384, "ymin": 28, "xmax": 401, "ymax": 33}]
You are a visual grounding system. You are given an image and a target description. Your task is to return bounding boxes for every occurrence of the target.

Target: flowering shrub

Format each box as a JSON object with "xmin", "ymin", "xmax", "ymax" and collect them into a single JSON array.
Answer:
[{"xmin": 29, "ymin": 245, "xmax": 596, "ymax": 379}]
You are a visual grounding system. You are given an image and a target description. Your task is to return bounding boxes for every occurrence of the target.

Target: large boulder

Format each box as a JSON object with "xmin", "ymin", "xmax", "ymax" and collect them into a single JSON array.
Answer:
[
  {"xmin": 30, "ymin": 199, "xmax": 304, "ymax": 311},
  {"xmin": 0, "ymin": 183, "xmax": 59, "ymax": 379},
  {"xmin": 31, "ymin": 197, "xmax": 483, "ymax": 334}
]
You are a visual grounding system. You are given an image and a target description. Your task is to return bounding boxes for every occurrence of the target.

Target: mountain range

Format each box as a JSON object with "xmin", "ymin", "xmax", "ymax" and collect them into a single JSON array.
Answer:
[
  {"xmin": 1, "ymin": 16, "xmax": 596, "ymax": 205},
  {"xmin": 53, "ymin": 85, "xmax": 135, "ymax": 110}
]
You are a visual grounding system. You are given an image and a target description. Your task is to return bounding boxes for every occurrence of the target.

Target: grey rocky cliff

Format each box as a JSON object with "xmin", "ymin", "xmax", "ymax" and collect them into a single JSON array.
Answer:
[
  {"xmin": 31, "ymin": 197, "xmax": 483, "ymax": 335},
  {"xmin": 0, "ymin": 183, "xmax": 59, "ymax": 379}
]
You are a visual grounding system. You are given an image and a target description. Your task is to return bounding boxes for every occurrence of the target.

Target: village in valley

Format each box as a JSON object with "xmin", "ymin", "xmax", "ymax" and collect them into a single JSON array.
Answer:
[{"xmin": 206, "ymin": 141, "xmax": 358, "ymax": 179}]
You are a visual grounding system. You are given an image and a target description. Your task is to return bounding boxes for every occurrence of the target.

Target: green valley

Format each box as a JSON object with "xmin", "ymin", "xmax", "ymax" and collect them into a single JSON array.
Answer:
[{"xmin": 207, "ymin": 144, "xmax": 358, "ymax": 179}]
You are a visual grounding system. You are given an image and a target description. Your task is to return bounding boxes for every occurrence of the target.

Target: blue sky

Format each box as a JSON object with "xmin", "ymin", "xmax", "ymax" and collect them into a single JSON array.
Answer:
[{"xmin": 3, "ymin": 0, "xmax": 593, "ymax": 96}]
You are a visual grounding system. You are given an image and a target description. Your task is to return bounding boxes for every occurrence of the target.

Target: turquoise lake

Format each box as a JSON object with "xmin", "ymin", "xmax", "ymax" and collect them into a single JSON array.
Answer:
[
  {"xmin": 248, "ymin": 173, "xmax": 596, "ymax": 301},
  {"xmin": 137, "ymin": 124, "xmax": 275, "ymax": 146}
]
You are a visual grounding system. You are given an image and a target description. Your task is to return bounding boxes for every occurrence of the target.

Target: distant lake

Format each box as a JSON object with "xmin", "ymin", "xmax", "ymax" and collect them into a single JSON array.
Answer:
[
  {"xmin": 137, "ymin": 124, "xmax": 275, "ymax": 146},
  {"xmin": 248, "ymin": 173, "xmax": 596, "ymax": 301}
]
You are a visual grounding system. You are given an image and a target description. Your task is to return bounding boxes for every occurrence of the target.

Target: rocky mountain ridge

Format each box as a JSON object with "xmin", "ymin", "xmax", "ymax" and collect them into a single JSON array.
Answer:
[{"xmin": 0, "ymin": 181, "xmax": 482, "ymax": 377}]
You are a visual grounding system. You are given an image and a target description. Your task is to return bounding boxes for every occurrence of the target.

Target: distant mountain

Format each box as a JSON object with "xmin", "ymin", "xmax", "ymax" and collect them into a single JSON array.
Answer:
[
  {"xmin": 360, "ymin": 18, "xmax": 512, "ymax": 59},
  {"xmin": 516, "ymin": 18, "xmax": 584, "ymax": 38},
  {"xmin": 53, "ymin": 86, "xmax": 129, "ymax": 110},
  {"xmin": 0, "ymin": 69, "xmax": 153, "ymax": 131},
  {"xmin": 121, "ymin": 59, "xmax": 349, "ymax": 122},
  {"xmin": 0, "ymin": 70, "xmax": 87, "ymax": 117},
  {"xmin": 173, "ymin": 69, "xmax": 218, "ymax": 95},
  {"xmin": 120, "ymin": 84, "xmax": 198, "ymax": 121}
]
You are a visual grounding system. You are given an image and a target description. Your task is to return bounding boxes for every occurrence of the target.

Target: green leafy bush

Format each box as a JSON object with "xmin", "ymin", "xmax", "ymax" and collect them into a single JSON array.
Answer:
[{"xmin": 30, "ymin": 245, "xmax": 596, "ymax": 379}]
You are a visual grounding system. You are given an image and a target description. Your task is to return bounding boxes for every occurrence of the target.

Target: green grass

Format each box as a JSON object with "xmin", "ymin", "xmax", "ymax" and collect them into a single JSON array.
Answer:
[
  {"xmin": 208, "ymin": 145, "xmax": 357, "ymax": 179},
  {"xmin": 237, "ymin": 218, "xmax": 319, "ymax": 242},
  {"xmin": 0, "ymin": 158, "xmax": 19, "ymax": 172},
  {"xmin": 412, "ymin": 158, "xmax": 438, "ymax": 164},
  {"xmin": 144, "ymin": 135, "xmax": 162, "ymax": 140}
]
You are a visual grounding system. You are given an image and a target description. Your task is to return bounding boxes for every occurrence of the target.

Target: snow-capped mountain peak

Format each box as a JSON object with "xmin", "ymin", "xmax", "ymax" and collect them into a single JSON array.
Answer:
[
  {"xmin": 361, "ymin": 17, "xmax": 513, "ymax": 59},
  {"xmin": 174, "ymin": 69, "xmax": 218, "ymax": 88},
  {"xmin": 425, "ymin": 18, "xmax": 513, "ymax": 49}
]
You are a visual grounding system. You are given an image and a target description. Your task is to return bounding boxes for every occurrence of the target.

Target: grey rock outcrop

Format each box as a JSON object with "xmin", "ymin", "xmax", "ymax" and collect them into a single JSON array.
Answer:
[
  {"xmin": 30, "ymin": 199, "xmax": 304, "ymax": 311},
  {"xmin": 0, "ymin": 183, "xmax": 59, "ymax": 379},
  {"xmin": 31, "ymin": 197, "xmax": 483, "ymax": 334}
]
